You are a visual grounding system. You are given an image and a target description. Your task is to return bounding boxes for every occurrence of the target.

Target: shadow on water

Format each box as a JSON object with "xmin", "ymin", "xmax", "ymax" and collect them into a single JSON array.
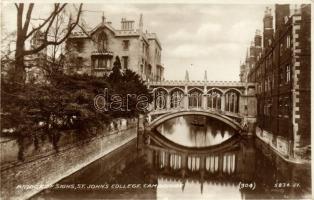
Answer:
[
  {"xmin": 155, "ymin": 115, "xmax": 236, "ymax": 147},
  {"xmin": 31, "ymin": 116, "xmax": 311, "ymax": 200}
]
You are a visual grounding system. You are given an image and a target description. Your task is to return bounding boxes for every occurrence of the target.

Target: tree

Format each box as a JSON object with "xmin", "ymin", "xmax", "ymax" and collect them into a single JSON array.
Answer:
[
  {"xmin": 13, "ymin": 3, "xmax": 83, "ymax": 84},
  {"xmin": 105, "ymin": 64, "xmax": 153, "ymax": 117},
  {"xmin": 107, "ymin": 56, "xmax": 122, "ymax": 83},
  {"xmin": 1, "ymin": 30, "xmax": 16, "ymax": 81}
]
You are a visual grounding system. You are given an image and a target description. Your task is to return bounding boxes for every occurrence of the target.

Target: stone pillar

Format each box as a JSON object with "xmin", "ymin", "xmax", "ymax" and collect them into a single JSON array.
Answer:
[
  {"xmin": 166, "ymin": 94, "xmax": 171, "ymax": 110},
  {"xmin": 202, "ymin": 95, "xmax": 207, "ymax": 110},
  {"xmin": 202, "ymin": 86, "xmax": 207, "ymax": 110},
  {"xmin": 183, "ymin": 95, "xmax": 189, "ymax": 110},
  {"xmin": 184, "ymin": 85, "xmax": 189, "ymax": 110},
  {"xmin": 221, "ymin": 94, "xmax": 225, "ymax": 111}
]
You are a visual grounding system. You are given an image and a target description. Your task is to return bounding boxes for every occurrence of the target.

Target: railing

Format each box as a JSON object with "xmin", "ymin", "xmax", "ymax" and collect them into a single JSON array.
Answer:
[
  {"xmin": 148, "ymin": 80, "xmax": 255, "ymax": 87},
  {"xmin": 91, "ymin": 50, "xmax": 114, "ymax": 56},
  {"xmin": 150, "ymin": 107, "xmax": 242, "ymax": 118}
]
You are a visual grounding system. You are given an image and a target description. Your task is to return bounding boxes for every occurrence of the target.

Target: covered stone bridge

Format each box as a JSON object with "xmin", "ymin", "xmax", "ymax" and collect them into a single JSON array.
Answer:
[{"xmin": 147, "ymin": 80, "xmax": 257, "ymax": 135}]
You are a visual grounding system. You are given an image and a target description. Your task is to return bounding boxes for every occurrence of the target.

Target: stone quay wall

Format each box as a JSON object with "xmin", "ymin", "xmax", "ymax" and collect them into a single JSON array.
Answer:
[{"xmin": 0, "ymin": 118, "xmax": 138, "ymax": 200}]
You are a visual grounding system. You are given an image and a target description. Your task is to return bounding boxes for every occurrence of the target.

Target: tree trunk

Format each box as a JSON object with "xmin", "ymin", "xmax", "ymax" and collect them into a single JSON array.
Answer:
[
  {"xmin": 14, "ymin": 4, "xmax": 26, "ymax": 85},
  {"xmin": 14, "ymin": 45, "xmax": 26, "ymax": 84}
]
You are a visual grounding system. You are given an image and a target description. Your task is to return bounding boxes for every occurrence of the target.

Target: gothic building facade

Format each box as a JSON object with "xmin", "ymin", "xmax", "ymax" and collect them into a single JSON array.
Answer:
[
  {"xmin": 240, "ymin": 4, "xmax": 311, "ymax": 159},
  {"xmin": 65, "ymin": 14, "xmax": 164, "ymax": 81}
]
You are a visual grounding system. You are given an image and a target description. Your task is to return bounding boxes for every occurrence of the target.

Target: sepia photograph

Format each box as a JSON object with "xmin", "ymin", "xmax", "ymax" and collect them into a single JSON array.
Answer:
[{"xmin": 0, "ymin": 0, "xmax": 312, "ymax": 199}]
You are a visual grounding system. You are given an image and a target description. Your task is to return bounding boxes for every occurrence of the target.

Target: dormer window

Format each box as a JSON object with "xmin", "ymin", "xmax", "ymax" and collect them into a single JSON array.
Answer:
[{"xmin": 98, "ymin": 31, "xmax": 108, "ymax": 51}]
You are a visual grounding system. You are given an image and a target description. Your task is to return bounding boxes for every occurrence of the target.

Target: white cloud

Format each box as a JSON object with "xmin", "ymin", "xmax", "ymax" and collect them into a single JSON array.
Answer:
[
  {"xmin": 169, "ymin": 44, "xmax": 214, "ymax": 58},
  {"xmin": 197, "ymin": 23, "xmax": 222, "ymax": 36},
  {"xmin": 1, "ymin": 3, "xmax": 268, "ymax": 81}
]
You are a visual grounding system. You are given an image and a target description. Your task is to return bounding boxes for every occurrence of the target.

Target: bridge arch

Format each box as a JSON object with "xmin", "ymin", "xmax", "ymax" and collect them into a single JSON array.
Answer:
[
  {"xmin": 169, "ymin": 87, "xmax": 185, "ymax": 94},
  {"xmin": 207, "ymin": 87, "xmax": 224, "ymax": 94},
  {"xmin": 152, "ymin": 87, "xmax": 169, "ymax": 94},
  {"xmin": 224, "ymin": 88, "xmax": 242, "ymax": 95},
  {"xmin": 188, "ymin": 87, "xmax": 203, "ymax": 94},
  {"xmin": 149, "ymin": 110, "xmax": 243, "ymax": 131}
]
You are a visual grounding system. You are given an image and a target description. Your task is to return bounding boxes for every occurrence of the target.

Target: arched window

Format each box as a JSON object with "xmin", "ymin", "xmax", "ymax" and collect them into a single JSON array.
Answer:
[
  {"xmin": 154, "ymin": 89, "xmax": 167, "ymax": 110},
  {"xmin": 188, "ymin": 89, "xmax": 202, "ymax": 109},
  {"xmin": 170, "ymin": 89, "xmax": 184, "ymax": 109},
  {"xmin": 207, "ymin": 90, "xmax": 222, "ymax": 111},
  {"xmin": 225, "ymin": 90, "xmax": 240, "ymax": 113},
  {"xmin": 98, "ymin": 32, "xmax": 108, "ymax": 51}
]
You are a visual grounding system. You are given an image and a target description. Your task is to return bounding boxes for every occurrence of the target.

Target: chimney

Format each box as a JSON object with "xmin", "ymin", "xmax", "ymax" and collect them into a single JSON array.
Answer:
[
  {"xmin": 139, "ymin": 13, "xmax": 143, "ymax": 32},
  {"xmin": 254, "ymin": 29, "xmax": 262, "ymax": 47},
  {"xmin": 275, "ymin": 4, "xmax": 290, "ymax": 31},
  {"xmin": 263, "ymin": 7, "xmax": 274, "ymax": 48},
  {"xmin": 121, "ymin": 18, "xmax": 135, "ymax": 30}
]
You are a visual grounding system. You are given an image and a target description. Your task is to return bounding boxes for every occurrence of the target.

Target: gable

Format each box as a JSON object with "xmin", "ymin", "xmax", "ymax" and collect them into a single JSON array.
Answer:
[
  {"xmin": 91, "ymin": 26, "xmax": 117, "ymax": 44},
  {"xmin": 90, "ymin": 23, "xmax": 116, "ymax": 37}
]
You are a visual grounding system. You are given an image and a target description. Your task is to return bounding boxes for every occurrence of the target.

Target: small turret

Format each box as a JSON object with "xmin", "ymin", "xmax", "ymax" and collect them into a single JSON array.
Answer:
[
  {"xmin": 185, "ymin": 70, "xmax": 189, "ymax": 81},
  {"xmin": 139, "ymin": 13, "xmax": 143, "ymax": 32},
  {"xmin": 204, "ymin": 70, "xmax": 207, "ymax": 81}
]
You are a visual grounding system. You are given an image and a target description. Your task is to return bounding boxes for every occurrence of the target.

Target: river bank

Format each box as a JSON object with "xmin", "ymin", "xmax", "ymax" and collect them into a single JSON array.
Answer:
[{"xmin": 0, "ymin": 118, "xmax": 138, "ymax": 200}]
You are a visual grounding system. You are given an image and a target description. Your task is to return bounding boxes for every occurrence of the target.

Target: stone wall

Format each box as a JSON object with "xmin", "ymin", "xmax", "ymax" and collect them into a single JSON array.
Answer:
[
  {"xmin": 0, "ymin": 118, "xmax": 138, "ymax": 200},
  {"xmin": 256, "ymin": 127, "xmax": 311, "ymax": 164}
]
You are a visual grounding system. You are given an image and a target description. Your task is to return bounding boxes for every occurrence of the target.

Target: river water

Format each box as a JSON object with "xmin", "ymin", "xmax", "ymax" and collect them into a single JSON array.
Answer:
[{"xmin": 32, "ymin": 115, "xmax": 311, "ymax": 200}]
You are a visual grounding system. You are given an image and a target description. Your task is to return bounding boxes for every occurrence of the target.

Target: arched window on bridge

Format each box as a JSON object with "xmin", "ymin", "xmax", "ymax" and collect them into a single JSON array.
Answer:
[
  {"xmin": 170, "ymin": 89, "xmax": 184, "ymax": 109},
  {"xmin": 207, "ymin": 90, "xmax": 222, "ymax": 111},
  {"xmin": 225, "ymin": 90, "xmax": 240, "ymax": 113},
  {"xmin": 188, "ymin": 89, "xmax": 202, "ymax": 109},
  {"xmin": 154, "ymin": 89, "xmax": 167, "ymax": 110}
]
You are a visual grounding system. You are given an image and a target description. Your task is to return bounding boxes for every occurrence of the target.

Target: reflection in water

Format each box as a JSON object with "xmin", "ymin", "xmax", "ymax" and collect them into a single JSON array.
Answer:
[
  {"xmin": 32, "ymin": 121, "xmax": 311, "ymax": 200},
  {"xmin": 156, "ymin": 115, "xmax": 235, "ymax": 147},
  {"xmin": 157, "ymin": 178, "xmax": 241, "ymax": 200},
  {"xmin": 146, "ymin": 137, "xmax": 311, "ymax": 200}
]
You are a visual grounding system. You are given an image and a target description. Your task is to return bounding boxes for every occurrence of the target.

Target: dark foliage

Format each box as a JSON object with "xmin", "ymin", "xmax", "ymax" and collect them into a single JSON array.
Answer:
[{"xmin": 1, "ymin": 56, "xmax": 151, "ymax": 160}]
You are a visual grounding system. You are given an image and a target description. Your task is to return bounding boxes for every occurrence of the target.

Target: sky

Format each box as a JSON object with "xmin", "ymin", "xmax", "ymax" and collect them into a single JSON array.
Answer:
[{"xmin": 1, "ymin": 3, "xmax": 271, "ymax": 81}]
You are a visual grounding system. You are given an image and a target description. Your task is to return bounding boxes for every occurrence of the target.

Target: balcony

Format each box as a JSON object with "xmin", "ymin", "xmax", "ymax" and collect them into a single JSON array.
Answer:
[{"xmin": 91, "ymin": 50, "xmax": 114, "ymax": 57}]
